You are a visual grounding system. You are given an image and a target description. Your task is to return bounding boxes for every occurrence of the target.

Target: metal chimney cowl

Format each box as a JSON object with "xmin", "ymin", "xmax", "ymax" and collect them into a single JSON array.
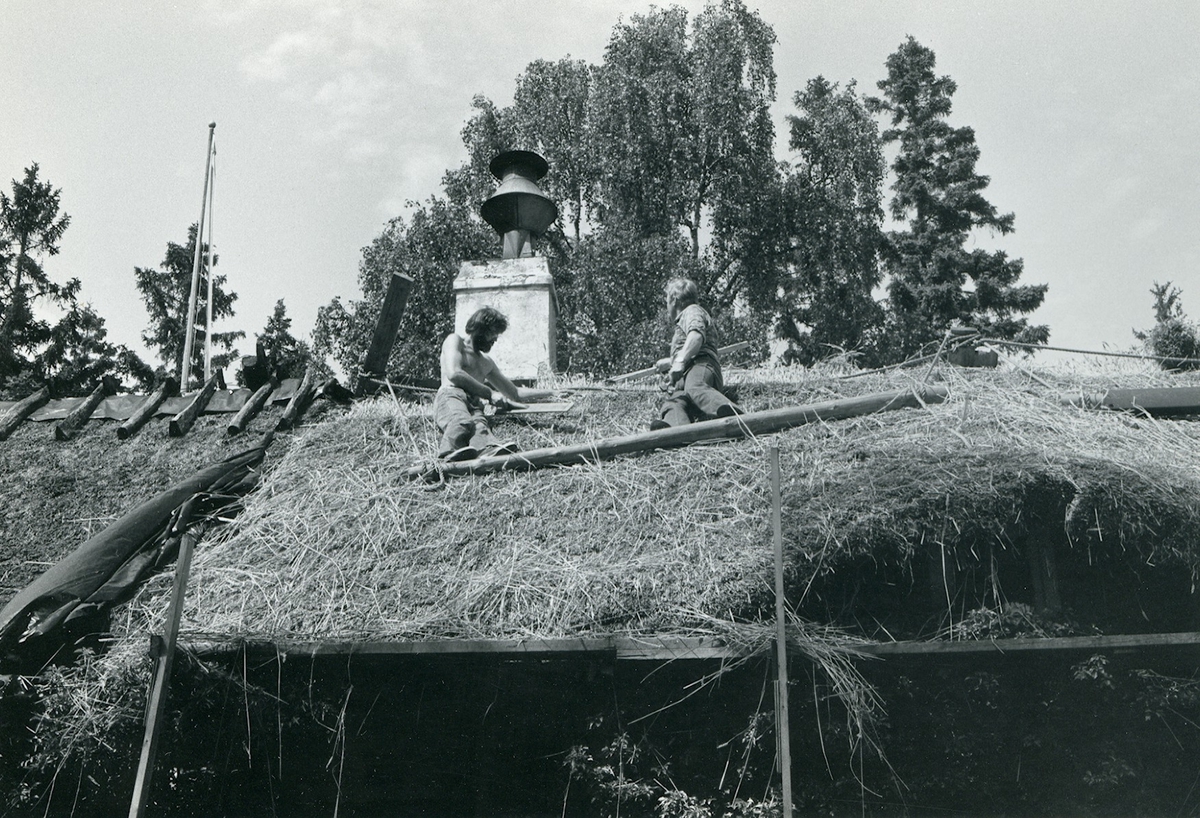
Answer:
[{"xmin": 480, "ymin": 150, "xmax": 558, "ymax": 259}]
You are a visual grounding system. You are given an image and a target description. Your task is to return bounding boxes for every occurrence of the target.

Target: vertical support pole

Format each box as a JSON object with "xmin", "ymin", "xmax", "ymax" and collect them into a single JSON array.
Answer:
[
  {"xmin": 203, "ymin": 143, "xmax": 216, "ymax": 385},
  {"xmin": 128, "ymin": 521, "xmax": 199, "ymax": 818},
  {"xmin": 770, "ymin": 442, "xmax": 794, "ymax": 818},
  {"xmin": 181, "ymin": 122, "xmax": 216, "ymax": 391}
]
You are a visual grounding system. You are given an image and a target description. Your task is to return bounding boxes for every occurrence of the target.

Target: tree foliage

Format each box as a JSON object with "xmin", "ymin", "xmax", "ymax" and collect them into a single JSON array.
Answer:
[
  {"xmin": 134, "ymin": 224, "xmax": 243, "ymax": 383},
  {"xmin": 772, "ymin": 77, "xmax": 886, "ymax": 365},
  {"xmin": 312, "ymin": 198, "xmax": 496, "ymax": 384},
  {"xmin": 867, "ymin": 37, "xmax": 1047, "ymax": 361},
  {"xmin": 1134, "ymin": 282, "xmax": 1200, "ymax": 371}
]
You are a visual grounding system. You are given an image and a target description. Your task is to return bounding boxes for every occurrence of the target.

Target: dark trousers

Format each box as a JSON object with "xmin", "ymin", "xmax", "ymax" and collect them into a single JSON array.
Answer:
[
  {"xmin": 433, "ymin": 387, "xmax": 499, "ymax": 456},
  {"xmin": 658, "ymin": 357, "xmax": 737, "ymax": 426}
]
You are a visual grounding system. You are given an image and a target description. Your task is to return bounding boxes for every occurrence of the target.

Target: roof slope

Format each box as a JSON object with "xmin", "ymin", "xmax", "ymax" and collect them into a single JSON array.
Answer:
[{"xmin": 116, "ymin": 360, "xmax": 1200, "ymax": 647}]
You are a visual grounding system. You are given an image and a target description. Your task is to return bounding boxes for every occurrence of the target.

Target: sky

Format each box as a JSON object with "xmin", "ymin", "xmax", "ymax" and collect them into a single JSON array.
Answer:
[{"xmin": 3, "ymin": 0, "xmax": 1198, "ymax": 373}]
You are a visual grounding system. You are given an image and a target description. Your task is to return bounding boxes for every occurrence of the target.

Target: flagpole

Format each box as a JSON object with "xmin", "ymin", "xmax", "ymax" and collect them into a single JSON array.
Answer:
[
  {"xmin": 203, "ymin": 139, "xmax": 216, "ymax": 384},
  {"xmin": 180, "ymin": 122, "xmax": 215, "ymax": 390}
]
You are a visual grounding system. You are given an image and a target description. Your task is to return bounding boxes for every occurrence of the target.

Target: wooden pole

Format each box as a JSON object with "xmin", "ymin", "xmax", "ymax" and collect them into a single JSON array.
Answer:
[
  {"xmin": 180, "ymin": 122, "xmax": 216, "ymax": 391},
  {"xmin": 118, "ymin": 378, "xmax": 179, "ymax": 440},
  {"xmin": 407, "ymin": 386, "xmax": 948, "ymax": 480},
  {"xmin": 0, "ymin": 385, "xmax": 50, "ymax": 441},
  {"xmin": 227, "ymin": 379, "xmax": 276, "ymax": 435},
  {"xmin": 276, "ymin": 367, "xmax": 316, "ymax": 431},
  {"xmin": 55, "ymin": 376, "xmax": 119, "ymax": 441},
  {"xmin": 169, "ymin": 372, "xmax": 222, "ymax": 437},
  {"xmin": 356, "ymin": 273, "xmax": 414, "ymax": 396},
  {"xmin": 203, "ymin": 145, "xmax": 216, "ymax": 385},
  {"xmin": 770, "ymin": 442, "xmax": 794, "ymax": 818},
  {"xmin": 607, "ymin": 341, "xmax": 751, "ymax": 384},
  {"xmin": 128, "ymin": 519, "xmax": 200, "ymax": 818}
]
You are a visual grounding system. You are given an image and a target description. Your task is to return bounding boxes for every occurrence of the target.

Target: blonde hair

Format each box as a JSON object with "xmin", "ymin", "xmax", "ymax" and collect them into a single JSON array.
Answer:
[{"xmin": 665, "ymin": 277, "xmax": 698, "ymax": 315}]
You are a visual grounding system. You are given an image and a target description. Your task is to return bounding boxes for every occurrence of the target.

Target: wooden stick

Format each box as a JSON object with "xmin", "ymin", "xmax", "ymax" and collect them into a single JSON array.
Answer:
[
  {"xmin": 356, "ymin": 273, "xmax": 414, "ymax": 396},
  {"xmin": 227, "ymin": 379, "xmax": 275, "ymax": 435},
  {"xmin": 770, "ymin": 443, "xmax": 794, "ymax": 818},
  {"xmin": 0, "ymin": 385, "xmax": 50, "ymax": 441},
  {"xmin": 607, "ymin": 341, "xmax": 751, "ymax": 383},
  {"xmin": 128, "ymin": 522, "xmax": 201, "ymax": 818},
  {"xmin": 55, "ymin": 376, "xmax": 119, "ymax": 441},
  {"xmin": 407, "ymin": 386, "xmax": 948, "ymax": 480},
  {"xmin": 169, "ymin": 372, "xmax": 222, "ymax": 437},
  {"xmin": 118, "ymin": 377, "xmax": 179, "ymax": 440},
  {"xmin": 276, "ymin": 367, "xmax": 316, "ymax": 431}
]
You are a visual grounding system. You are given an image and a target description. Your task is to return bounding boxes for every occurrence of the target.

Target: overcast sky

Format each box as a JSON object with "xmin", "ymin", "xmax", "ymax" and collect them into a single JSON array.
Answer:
[{"xmin": 3, "ymin": 0, "xmax": 1198, "ymax": 372}]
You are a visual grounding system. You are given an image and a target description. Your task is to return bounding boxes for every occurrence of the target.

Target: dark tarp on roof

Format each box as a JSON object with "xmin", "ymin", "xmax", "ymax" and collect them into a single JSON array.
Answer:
[{"xmin": 0, "ymin": 436, "xmax": 272, "ymax": 673}]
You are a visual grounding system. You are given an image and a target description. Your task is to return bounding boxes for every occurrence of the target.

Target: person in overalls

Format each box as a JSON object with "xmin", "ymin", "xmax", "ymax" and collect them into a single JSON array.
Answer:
[
  {"xmin": 650, "ymin": 278, "xmax": 741, "ymax": 430},
  {"xmin": 434, "ymin": 307, "xmax": 557, "ymax": 461}
]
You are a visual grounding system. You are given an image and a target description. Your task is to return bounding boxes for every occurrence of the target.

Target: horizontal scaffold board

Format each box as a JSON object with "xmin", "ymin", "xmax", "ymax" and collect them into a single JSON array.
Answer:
[{"xmin": 179, "ymin": 631, "xmax": 1200, "ymax": 662}]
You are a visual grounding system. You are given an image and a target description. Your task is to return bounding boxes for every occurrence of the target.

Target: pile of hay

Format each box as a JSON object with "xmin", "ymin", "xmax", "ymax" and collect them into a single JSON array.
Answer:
[{"xmin": 101, "ymin": 356, "xmax": 1200, "ymax": 646}]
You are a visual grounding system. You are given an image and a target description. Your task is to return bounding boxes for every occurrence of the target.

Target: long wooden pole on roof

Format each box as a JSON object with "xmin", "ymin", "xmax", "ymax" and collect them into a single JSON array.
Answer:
[
  {"xmin": 770, "ymin": 442, "xmax": 794, "ymax": 818},
  {"xmin": 54, "ymin": 376, "xmax": 119, "ymax": 441},
  {"xmin": 180, "ymin": 122, "xmax": 216, "ymax": 391},
  {"xmin": 227, "ymin": 378, "xmax": 276, "ymax": 435},
  {"xmin": 203, "ymin": 139, "xmax": 216, "ymax": 384},
  {"xmin": 169, "ymin": 371, "xmax": 222, "ymax": 437},
  {"xmin": 407, "ymin": 386, "xmax": 949, "ymax": 481}
]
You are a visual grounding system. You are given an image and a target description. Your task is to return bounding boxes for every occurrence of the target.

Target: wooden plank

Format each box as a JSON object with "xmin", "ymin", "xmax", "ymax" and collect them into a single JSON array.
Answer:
[
  {"xmin": 406, "ymin": 386, "xmax": 949, "ymax": 480},
  {"xmin": 182, "ymin": 635, "xmax": 741, "ymax": 661},
  {"xmin": 858, "ymin": 631, "xmax": 1200, "ymax": 656},
  {"xmin": 356, "ymin": 273, "xmax": 414, "ymax": 396},
  {"xmin": 118, "ymin": 377, "xmax": 179, "ymax": 440},
  {"xmin": 226, "ymin": 379, "xmax": 275, "ymax": 435},
  {"xmin": 179, "ymin": 631, "xmax": 1200, "ymax": 666},
  {"xmin": 168, "ymin": 372, "xmax": 222, "ymax": 437},
  {"xmin": 496, "ymin": 401, "xmax": 575, "ymax": 416},
  {"xmin": 608, "ymin": 341, "xmax": 751, "ymax": 384},
  {"xmin": 276, "ymin": 367, "xmax": 316, "ymax": 431},
  {"xmin": 55, "ymin": 376, "xmax": 120, "ymax": 441},
  {"xmin": 0, "ymin": 385, "xmax": 50, "ymax": 441}
]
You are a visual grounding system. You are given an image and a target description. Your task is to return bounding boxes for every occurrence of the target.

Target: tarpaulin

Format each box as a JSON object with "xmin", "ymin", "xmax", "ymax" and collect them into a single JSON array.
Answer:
[{"xmin": 0, "ymin": 435, "xmax": 272, "ymax": 673}]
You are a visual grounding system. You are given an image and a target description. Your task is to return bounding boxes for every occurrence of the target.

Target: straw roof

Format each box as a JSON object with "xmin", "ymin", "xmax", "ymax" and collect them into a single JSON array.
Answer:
[{"xmin": 102, "ymin": 357, "xmax": 1200, "ymax": 647}]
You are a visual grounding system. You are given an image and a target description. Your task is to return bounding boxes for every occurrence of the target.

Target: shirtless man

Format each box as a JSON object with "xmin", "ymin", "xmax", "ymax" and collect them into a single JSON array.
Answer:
[{"xmin": 434, "ymin": 306, "xmax": 557, "ymax": 460}]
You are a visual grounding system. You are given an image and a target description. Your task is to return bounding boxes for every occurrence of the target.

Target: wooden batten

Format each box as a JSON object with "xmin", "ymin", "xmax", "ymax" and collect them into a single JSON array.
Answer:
[
  {"xmin": 408, "ymin": 386, "xmax": 949, "ymax": 480},
  {"xmin": 227, "ymin": 379, "xmax": 276, "ymax": 435},
  {"xmin": 55, "ymin": 376, "xmax": 120, "ymax": 441},
  {"xmin": 276, "ymin": 367, "xmax": 316, "ymax": 431},
  {"xmin": 118, "ymin": 377, "xmax": 179, "ymax": 440},
  {"xmin": 169, "ymin": 373, "xmax": 222, "ymax": 437},
  {"xmin": 356, "ymin": 273, "xmax": 414, "ymax": 396},
  {"xmin": 0, "ymin": 385, "xmax": 50, "ymax": 441}
]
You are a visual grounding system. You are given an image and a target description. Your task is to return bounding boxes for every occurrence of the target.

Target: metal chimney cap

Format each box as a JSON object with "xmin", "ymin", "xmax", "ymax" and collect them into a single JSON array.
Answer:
[{"xmin": 489, "ymin": 150, "xmax": 549, "ymax": 181}]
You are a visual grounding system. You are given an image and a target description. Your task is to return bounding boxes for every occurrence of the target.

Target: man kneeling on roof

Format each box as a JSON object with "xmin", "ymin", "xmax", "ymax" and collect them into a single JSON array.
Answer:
[
  {"xmin": 436, "ymin": 306, "xmax": 558, "ymax": 461},
  {"xmin": 650, "ymin": 277, "xmax": 741, "ymax": 430}
]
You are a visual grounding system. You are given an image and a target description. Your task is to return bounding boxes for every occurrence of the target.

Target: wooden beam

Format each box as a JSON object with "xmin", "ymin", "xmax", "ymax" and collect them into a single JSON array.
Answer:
[
  {"xmin": 168, "ymin": 372, "xmax": 222, "ymax": 437},
  {"xmin": 55, "ymin": 376, "xmax": 120, "ymax": 441},
  {"xmin": 182, "ymin": 635, "xmax": 742, "ymax": 661},
  {"xmin": 607, "ymin": 341, "xmax": 751, "ymax": 384},
  {"xmin": 406, "ymin": 386, "xmax": 949, "ymax": 480},
  {"xmin": 276, "ymin": 367, "xmax": 316, "ymax": 431},
  {"xmin": 178, "ymin": 630, "xmax": 1200, "ymax": 663},
  {"xmin": 356, "ymin": 273, "xmax": 414, "ymax": 396},
  {"xmin": 226, "ymin": 379, "xmax": 275, "ymax": 436},
  {"xmin": 118, "ymin": 378, "xmax": 179, "ymax": 440},
  {"xmin": 0, "ymin": 385, "xmax": 50, "ymax": 441}
]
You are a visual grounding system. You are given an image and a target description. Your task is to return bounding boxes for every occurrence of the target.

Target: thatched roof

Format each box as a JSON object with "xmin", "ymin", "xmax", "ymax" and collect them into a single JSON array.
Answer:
[{"xmin": 95, "ymin": 358, "xmax": 1200, "ymax": 649}]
